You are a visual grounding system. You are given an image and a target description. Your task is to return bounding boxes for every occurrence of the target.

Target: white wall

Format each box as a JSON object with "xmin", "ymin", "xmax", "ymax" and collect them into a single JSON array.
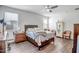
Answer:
[
  {"xmin": 50, "ymin": 12, "xmax": 79, "ymax": 39},
  {"xmin": 1, "ymin": 6, "xmax": 79, "ymax": 39},
  {"xmin": 0, "ymin": 6, "xmax": 45, "ymax": 31},
  {"xmin": 64, "ymin": 12, "xmax": 79, "ymax": 39}
]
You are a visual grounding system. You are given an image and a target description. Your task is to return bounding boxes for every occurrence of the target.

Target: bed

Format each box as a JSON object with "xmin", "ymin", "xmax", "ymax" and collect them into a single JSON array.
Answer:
[{"xmin": 24, "ymin": 25, "xmax": 55, "ymax": 50}]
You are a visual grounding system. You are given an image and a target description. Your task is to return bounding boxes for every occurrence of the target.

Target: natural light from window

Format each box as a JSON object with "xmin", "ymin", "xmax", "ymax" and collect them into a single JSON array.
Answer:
[{"xmin": 43, "ymin": 18, "xmax": 48, "ymax": 29}]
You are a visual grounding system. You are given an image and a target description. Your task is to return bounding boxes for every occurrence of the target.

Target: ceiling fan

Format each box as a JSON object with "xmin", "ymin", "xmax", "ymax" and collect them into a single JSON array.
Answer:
[
  {"xmin": 45, "ymin": 5, "xmax": 58, "ymax": 12},
  {"xmin": 75, "ymin": 8, "xmax": 79, "ymax": 10}
]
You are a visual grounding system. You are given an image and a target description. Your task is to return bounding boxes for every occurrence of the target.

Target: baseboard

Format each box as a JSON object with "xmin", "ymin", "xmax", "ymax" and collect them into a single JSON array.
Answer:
[{"xmin": 56, "ymin": 36, "xmax": 73, "ymax": 40}]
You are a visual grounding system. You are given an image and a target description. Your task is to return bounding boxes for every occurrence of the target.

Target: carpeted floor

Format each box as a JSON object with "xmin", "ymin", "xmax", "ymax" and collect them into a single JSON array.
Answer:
[{"xmin": 8, "ymin": 37, "xmax": 73, "ymax": 53}]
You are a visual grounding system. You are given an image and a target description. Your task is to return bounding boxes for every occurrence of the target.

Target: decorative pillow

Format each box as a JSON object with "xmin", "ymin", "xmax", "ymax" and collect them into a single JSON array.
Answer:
[{"xmin": 27, "ymin": 31, "xmax": 39, "ymax": 39}]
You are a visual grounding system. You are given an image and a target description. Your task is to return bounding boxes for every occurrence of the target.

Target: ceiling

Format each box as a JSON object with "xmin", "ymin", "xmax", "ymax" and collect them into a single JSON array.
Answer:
[{"xmin": 5, "ymin": 5, "xmax": 79, "ymax": 16}]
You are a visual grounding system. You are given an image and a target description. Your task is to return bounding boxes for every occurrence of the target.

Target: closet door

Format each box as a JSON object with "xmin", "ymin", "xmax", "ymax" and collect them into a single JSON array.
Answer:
[{"xmin": 72, "ymin": 24, "xmax": 79, "ymax": 53}]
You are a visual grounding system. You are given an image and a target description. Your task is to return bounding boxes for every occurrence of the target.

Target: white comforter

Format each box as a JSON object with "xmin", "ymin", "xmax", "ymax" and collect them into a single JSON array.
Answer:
[{"xmin": 26, "ymin": 30, "xmax": 55, "ymax": 46}]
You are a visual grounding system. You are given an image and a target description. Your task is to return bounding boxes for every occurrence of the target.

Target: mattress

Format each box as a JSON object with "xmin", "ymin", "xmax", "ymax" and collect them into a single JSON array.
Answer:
[{"xmin": 26, "ymin": 31, "xmax": 55, "ymax": 46}]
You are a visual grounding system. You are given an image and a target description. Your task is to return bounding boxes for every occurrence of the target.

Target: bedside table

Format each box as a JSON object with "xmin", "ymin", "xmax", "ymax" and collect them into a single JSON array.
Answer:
[{"xmin": 15, "ymin": 33, "xmax": 27, "ymax": 43}]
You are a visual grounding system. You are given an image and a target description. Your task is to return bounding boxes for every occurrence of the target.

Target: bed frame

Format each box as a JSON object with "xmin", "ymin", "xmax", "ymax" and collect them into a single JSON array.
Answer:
[{"xmin": 24, "ymin": 25, "xmax": 54, "ymax": 50}]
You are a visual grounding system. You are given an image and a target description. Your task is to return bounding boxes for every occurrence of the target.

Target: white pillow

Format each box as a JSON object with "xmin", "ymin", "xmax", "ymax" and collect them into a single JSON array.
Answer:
[
  {"xmin": 34, "ymin": 28, "xmax": 40, "ymax": 31},
  {"xmin": 34, "ymin": 28, "xmax": 44, "ymax": 32},
  {"xmin": 26, "ymin": 28, "xmax": 35, "ymax": 33}
]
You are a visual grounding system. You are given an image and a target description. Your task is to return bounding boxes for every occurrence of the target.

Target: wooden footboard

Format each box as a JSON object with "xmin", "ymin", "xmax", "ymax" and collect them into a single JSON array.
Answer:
[
  {"xmin": 38, "ymin": 38, "xmax": 54, "ymax": 50},
  {"xmin": 27, "ymin": 36, "xmax": 54, "ymax": 50}
]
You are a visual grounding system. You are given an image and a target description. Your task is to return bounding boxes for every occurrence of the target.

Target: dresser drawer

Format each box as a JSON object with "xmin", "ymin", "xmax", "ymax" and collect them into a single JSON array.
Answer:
[{"xmin": 15, "ymin": 33, "xmax": 27, "ymax": 43}]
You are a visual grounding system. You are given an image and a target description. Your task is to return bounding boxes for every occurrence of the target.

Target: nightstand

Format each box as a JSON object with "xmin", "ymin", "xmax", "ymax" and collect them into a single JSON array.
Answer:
[{"xmin": 15, "ymin": 33, "xmax": 27, "ymax": 43}]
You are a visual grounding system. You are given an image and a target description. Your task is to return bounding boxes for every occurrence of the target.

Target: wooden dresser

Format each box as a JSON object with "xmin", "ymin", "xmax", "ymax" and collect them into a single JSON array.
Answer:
[
  {"xmin": 15, "ymin": 33, "xmax": 27, "ymax": 43},
  {"xmin": 0, "ymin": 34, "xmax": 5, "ymax": 53},
  {"xmin": 0, "ymin": 41, "xmax": 5, "ymax": 53}
]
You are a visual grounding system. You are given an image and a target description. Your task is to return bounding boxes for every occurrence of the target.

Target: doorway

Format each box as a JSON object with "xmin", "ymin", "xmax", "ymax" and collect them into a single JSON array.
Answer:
[{"xmin": 72, "ymin": 24, "xmax": 79, "ymax": 53}]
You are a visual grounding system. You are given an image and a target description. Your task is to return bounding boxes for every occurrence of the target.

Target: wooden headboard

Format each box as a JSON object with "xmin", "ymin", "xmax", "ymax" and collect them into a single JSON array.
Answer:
[{"xmin": 24, "ymin": 25, "xmax": 38, "ymax": 32}]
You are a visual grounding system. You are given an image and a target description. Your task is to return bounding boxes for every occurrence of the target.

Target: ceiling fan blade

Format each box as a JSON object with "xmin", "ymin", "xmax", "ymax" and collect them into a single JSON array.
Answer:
[
  {"xmin": 75, "ymin": 8, "xmax": 79, "ymax": 10},
  {"xmin": 51, "ymin": 5, "xmax": 58, "ymax": 9}
]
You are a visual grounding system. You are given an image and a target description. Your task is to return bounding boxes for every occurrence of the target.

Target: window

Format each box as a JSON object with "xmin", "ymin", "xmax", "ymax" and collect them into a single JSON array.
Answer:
[
  {"xmin": 43, "ymin": 18, "xmax": 48, "ymax": 29},
  {"xmin": 49, "ymin": 18, "xmax": 54, "ymax": 29},
  {"xmin": 43, "ymin": 17, "xmax": 57, "ymax": 30},
  {"xmin": 5, "ymin": 12, "xmax": 18, "ymax": 21},
  {"xmin": 49, "ymin": 18, "xmax": 57, "ymax": 30},
  {"xmin": 4, "ymin": 12, "xmax": 18, "ymax": 31}
]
